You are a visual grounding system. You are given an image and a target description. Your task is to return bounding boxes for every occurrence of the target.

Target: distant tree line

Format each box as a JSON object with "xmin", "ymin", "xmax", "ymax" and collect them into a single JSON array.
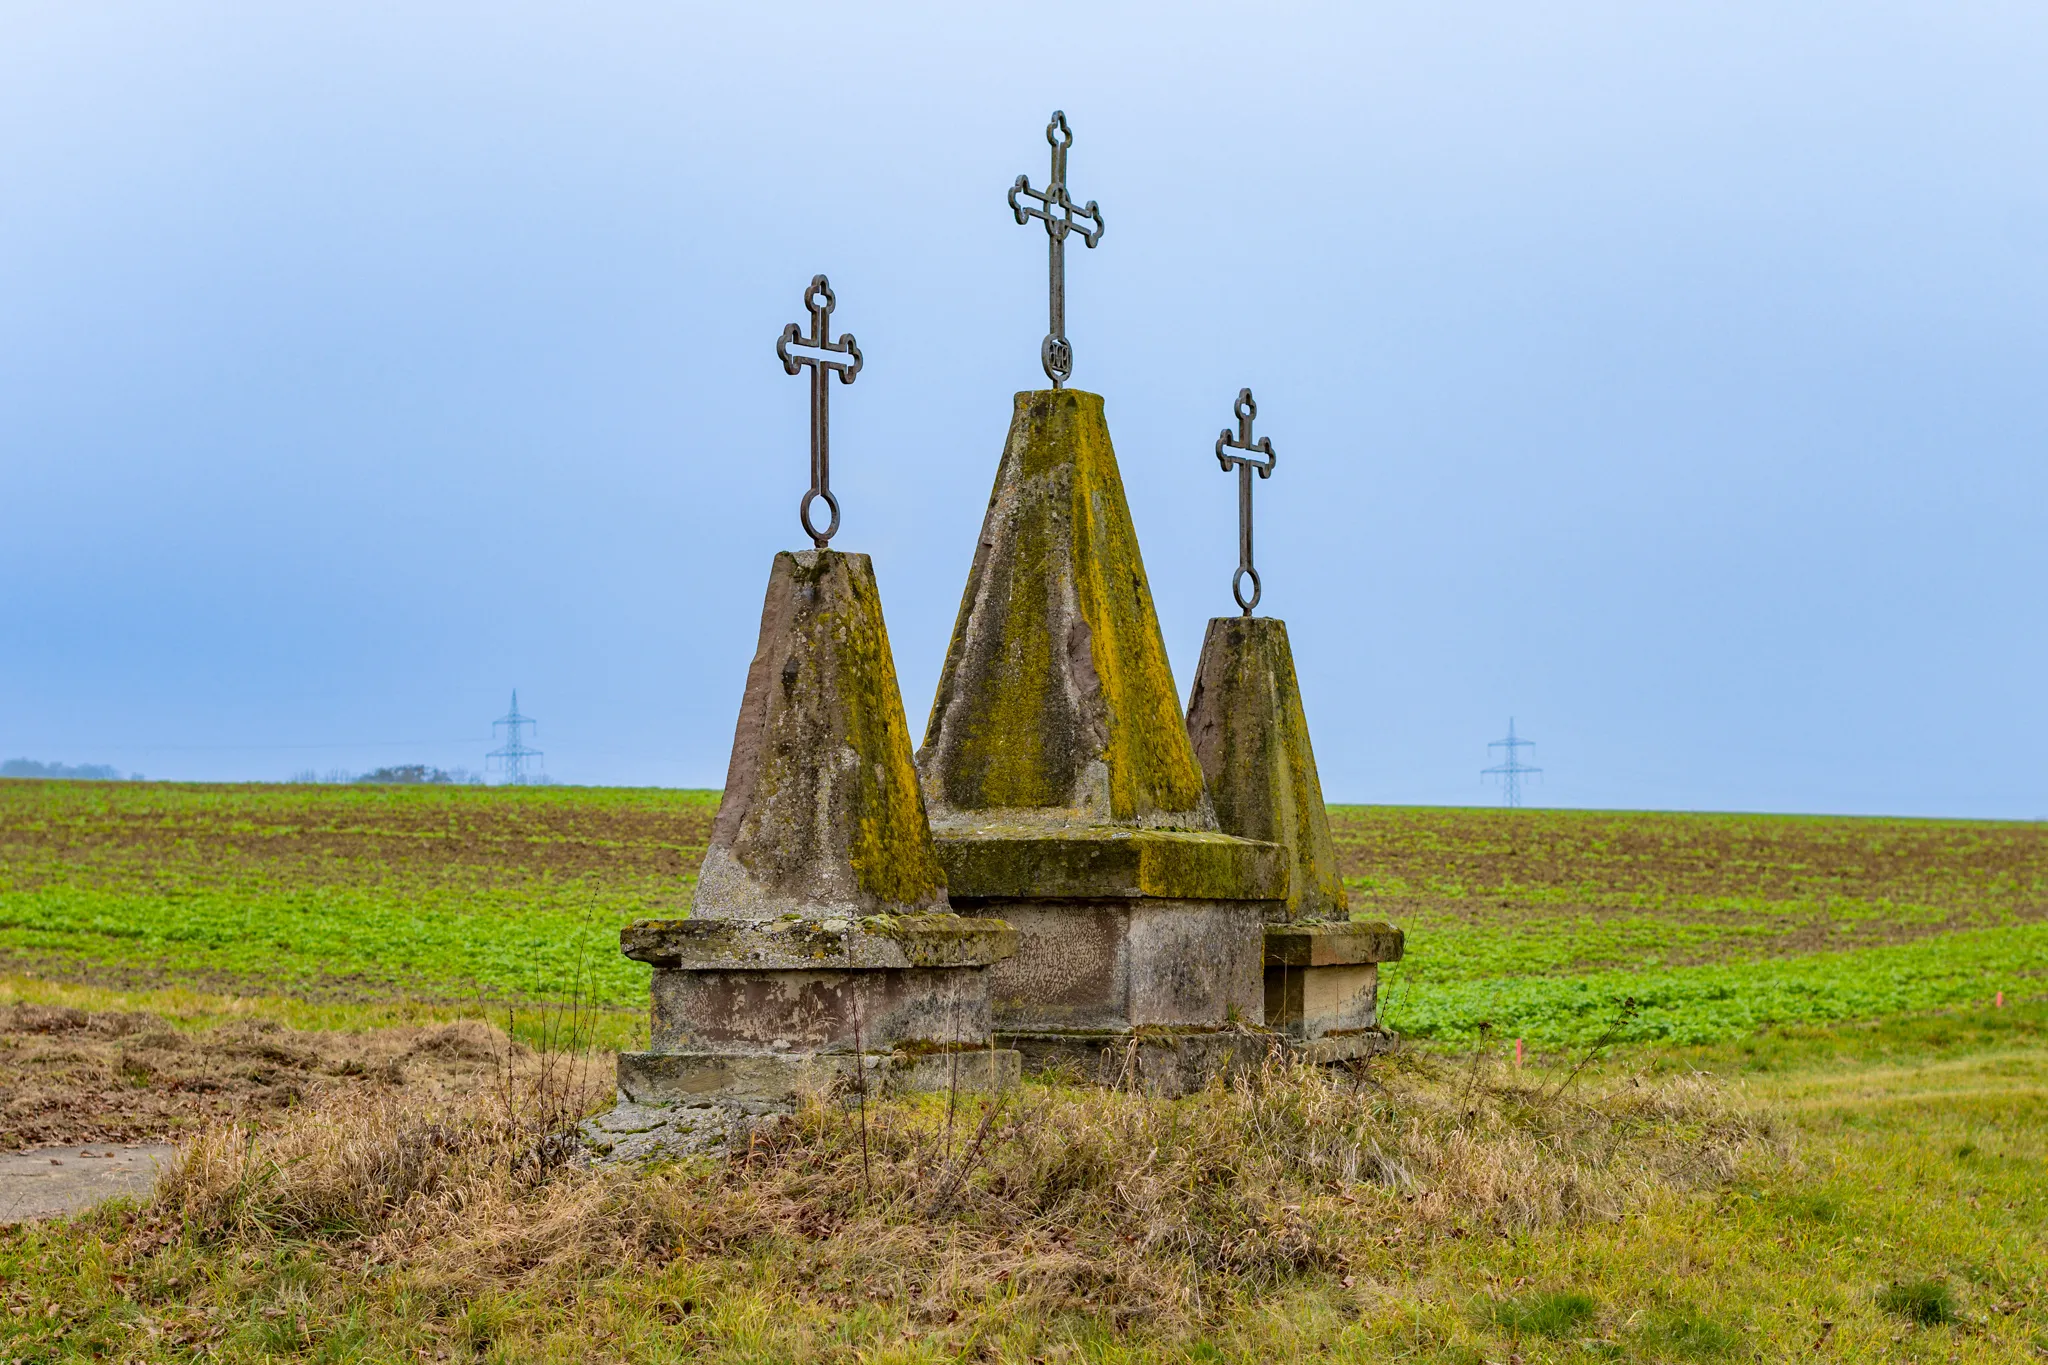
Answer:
[
  {"xmin": 1, "ymin": 759, "xmax": 144, "ymax": 781},
  {"xmin": 287, "ymin": 765, "xmax": 486, "ymax": 785}
]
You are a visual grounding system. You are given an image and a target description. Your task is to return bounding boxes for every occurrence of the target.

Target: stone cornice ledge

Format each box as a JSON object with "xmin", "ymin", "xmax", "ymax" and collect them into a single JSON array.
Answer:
[
  {"xmin": 622, "ymin": 914, "xmax": 1018, "ymax": 970},
  {"xmin": 933, "ymin": 821, "xmax": 1288, "ymax": 902},
  {"xmin": 1263, "ymin": 921, "xmax": 1406, "ymax": 967}
]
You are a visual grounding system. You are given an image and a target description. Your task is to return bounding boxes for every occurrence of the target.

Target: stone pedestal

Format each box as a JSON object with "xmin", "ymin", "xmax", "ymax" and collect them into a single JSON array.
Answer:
[
  {"xmin": 918, "ymin": 392, "xmax": 1287, "ymax": 1090},
  {"xmin": 1263, "ymin": 921, "xmax": 1403, "ymax": 1060},
  {"xmin": 614, "ymin": 914, "xmax": 1019, "ymax": 1109},
  {"xmin": 940, "ymin": 824, "xmax": 1280, "ymax": 1032},
  {"xmin": 1187, "ymin": 615, "xmax": 1402, "ymax": 1059},
  {"xmin": 588, "ymin": 549, "xmax": 1019, "ymax": 1159}
]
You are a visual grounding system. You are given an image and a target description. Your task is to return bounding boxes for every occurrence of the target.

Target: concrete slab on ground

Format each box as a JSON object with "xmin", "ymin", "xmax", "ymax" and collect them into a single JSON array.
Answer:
[{"xmin": 0, "ymin": 1143, "xmax": 173, "ymax": 1223}]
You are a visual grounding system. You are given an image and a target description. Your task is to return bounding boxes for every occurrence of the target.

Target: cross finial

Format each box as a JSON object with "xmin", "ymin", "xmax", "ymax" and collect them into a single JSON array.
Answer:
[
  {"xmin": 776, "ymin": 274, "xmax": 863, "ymax": 548},
  {"xmin": 1009, "ymin": 110, "xmax": 1105, "ymax": 389},
  {"xmin": 1214, "ymin": 387, "xmax": 1277, "ymax": 616}
]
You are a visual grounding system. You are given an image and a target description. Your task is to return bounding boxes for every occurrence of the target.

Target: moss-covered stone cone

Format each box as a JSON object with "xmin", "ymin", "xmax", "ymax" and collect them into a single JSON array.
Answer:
[
  {"xmin": 919, "ymin": 390, "xmax": 1213, "ymax": 829},
  {"xmin": 693, "ymin": 549, "xmax": 949, "ymax": 918},
  {"xmin": 1185, "ymin": 615, "xmax": 1348, "ymax": 921}
]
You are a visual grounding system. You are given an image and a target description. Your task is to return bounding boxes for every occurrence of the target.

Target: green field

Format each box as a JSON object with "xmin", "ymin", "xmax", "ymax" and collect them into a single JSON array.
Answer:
[
  {"xmin": 1, "ymin": 781, "xmax": 2043, "ymax": 1045},
  {"xmin": 7, "ymin": 781, "xmax": 2048, "ymax": 1362}
]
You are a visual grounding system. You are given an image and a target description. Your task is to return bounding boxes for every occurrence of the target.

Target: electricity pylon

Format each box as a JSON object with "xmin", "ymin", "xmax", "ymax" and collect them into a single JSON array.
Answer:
[
  {"xmin": 1482, "ymin": 717, "xmax": 1541, "ymax": 808},
  {"xmin": 487, "ymin": 690, "xmax": 544, "ymax": 785}
]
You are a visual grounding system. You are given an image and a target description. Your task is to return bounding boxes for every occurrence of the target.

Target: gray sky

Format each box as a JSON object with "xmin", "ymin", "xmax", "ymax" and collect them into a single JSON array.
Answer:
[{"xmin": 3, "ymin": 2, "xmax": 2044, "ymax": 815}]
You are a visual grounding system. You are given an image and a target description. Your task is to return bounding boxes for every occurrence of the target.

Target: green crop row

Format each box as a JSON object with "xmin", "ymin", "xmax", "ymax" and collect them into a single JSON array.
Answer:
[{"xmin": 1379, "ymin": 921, "xmax": 2048, "ymax": 1046}]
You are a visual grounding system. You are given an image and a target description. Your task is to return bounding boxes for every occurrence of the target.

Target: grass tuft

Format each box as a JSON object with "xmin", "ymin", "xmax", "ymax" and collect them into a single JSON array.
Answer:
[
  {"xmin": 1876, "ymin": 1278, "xmax": 1957, "ymax": 1326},
  {"xmin": 1479, "ymin": 1288, "xmax": 1598, "ymax": 1338},
  {"xmin": 1636, "ymin": 1304, "xmax": 1741, "ymax": 1357}
]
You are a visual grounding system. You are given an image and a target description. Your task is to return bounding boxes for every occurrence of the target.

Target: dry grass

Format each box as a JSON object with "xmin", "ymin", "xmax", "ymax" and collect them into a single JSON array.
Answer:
[
  {"xmin": 119, "ymin": 1048, "xmax": 1781, "ymax": 1333},
  {"xmin": 0, "ymin": 1004, "xmax": 515, "ymax": 1149}
]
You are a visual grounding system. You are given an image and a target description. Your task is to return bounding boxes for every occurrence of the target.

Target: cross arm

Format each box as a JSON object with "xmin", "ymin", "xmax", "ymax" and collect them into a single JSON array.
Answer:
[
  {"xmin": 1009, "ymin": 178, "xmax": 1106, "ymax": 246},
  {"xmin": 1216, "ymin": 432, "xmax": 1276, "ymax": 476},
  {"xmin": 777, "ymin": 325, "xmax": 864, "ymax": 382}
]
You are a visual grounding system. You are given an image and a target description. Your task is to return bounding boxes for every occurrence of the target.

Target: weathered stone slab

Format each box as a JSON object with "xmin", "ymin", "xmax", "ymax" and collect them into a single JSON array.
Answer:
[
  {"xmin": 1263, "ymin": 920, "xmax": 1405, "ymax": 968},
  {"xmin": 1264, "ymin": 922, "xmax": 1404, "ymax": 1040},
  {"xmin": 936, "ymin": 823, "xmax": 1285, "ymax": 901},
  {"xmin": 616, "ymin": 1047, "xmax": 1020, "ymax": 1106},
  {"xmin": 623, "ymin": 914, "xmax": 1018, "ymax": 971},
  {"xmin": 695, "ymin": 549, "xmax": 949, "ymax": 919},
  {"xmin": 650, "ymin": 965, "xmax": 996, "ymax": 1052},
  {"xmin": 1000, "ymin": 1029, "xmax": 1281, "ymax": 1098},
  {"xmin": 1186, "ymin": 615, "xmax": 1347, "ymax": 922},
  {"xmin": 970, "ymin": 898, "xmax": 1265, "ymax": 1032},
  {"xmin": 589, "ymin": 1048, "xmax": 1022, "ymax": 1161}
]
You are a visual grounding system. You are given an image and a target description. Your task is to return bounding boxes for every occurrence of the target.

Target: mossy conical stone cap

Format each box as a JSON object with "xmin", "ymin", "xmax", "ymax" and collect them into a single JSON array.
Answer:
[
  {"xmin": 1185, "ymin": 616, "xmax": 1348, "ymax": 921},
  {"xmin": 692, "ymin": 549, "xmax": 949, "ymax": 918},
  {"xmin": 918, "ymin": 390, "xmax": 1214, "ymax": 829}
]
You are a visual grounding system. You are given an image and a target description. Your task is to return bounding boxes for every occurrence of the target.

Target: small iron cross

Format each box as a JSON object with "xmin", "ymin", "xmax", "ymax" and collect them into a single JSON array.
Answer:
[
  {"xmin": 1215, "ymin": 388, "xmax": 1277, "ymax": 616},
  {"xmin": 776, "ymin": 274, "xmax": 863, "ymax": 548},
  {"xmin": 1009, "ymin": 111, "xmax": 1105, "ymax": 389}
]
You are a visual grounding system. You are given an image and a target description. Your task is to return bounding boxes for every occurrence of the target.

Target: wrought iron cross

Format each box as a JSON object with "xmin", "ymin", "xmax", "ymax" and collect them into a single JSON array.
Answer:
[
  {"xmin": 1215, "ymin": 388, "xmax": 1277, "ymax": 616},
  {"xmin": 776, "ymin": 274, "xmax": 862, "ymax": 548},
  {"xmin": 1009, "ymin": 110, "xmax": 1105, "ymax": 389}
]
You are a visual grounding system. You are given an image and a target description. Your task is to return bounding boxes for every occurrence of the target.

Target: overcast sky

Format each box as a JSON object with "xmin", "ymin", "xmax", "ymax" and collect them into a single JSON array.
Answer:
[{"xmin": 2, "ymin": 3, "xmax": 2044, "ymax": 816}]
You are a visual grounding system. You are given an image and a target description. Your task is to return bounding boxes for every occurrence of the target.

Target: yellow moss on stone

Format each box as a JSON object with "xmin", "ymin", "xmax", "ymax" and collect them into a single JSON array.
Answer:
[
  {"xmin": 1184, "ymin": 616, "xmax": 1348, "ymax": 921},
  {"xmin": 920, "ymin": 391, "xmax": 1210, "ymax": 825},
  {"xmin": 695, "ymin": 550, "xmax": 948, "ymax": 917}
]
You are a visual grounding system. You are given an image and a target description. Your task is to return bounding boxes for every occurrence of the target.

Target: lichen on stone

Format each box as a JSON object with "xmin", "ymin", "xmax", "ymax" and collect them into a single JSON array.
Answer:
[
  {"xmin": 919, "ymin": 391, "xmax": 1213, "ymax": 828},
  {"xmin": 691, "ymin": 550, "xmax": 949, "ymax": 919},
  {"xmin": 1185, "ymin": 616, "xmax": 1349, "ymax": 921}
]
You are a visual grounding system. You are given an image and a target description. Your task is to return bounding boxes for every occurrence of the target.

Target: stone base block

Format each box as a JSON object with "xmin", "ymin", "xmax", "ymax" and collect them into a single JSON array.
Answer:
[
  {"xmin": 623, "ymin": 914, "xmax": 1017, "ymax": 1054},
  {"xmin": 1285, "ymin": 1029, "xmax": 1399, "ymax": 1064},
  {"xmin": 617, "ymin": 1046, "xmax": 1020, "ymax": 1108},
  {"xmin": 999, "ymin": 1028, "xmax": 1283, "ymax": 1097},
  {"xmin": 960, "ymin": 897, "xmax": 1267, "ymax": 1033},
  {"xmin": 998, "ymin": 1024, "xmax": 1400, "ymax": 1094},
  {"xmin": 585, "ymin": 1045, "xmax": 1020, "ymax": 1163},
  {"xmin": 648, "ymin": 965, "xmax": 996, "ymax": 1053},
  {"xmin": 1264, "ymin": 921, "xmax": 1404, "ymax": 1040}
]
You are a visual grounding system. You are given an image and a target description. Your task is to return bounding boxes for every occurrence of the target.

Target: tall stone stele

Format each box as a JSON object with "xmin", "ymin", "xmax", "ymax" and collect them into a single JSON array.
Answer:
[
  {"xmin": 1185, "ymin": 616, "xmax": 1403, "ymax": 1058},
  {"xmin": 594, "ymin": 550, "xmax": 1018, "ymax": 1157},
  {"xmin": 917, "ymin": 390, "xmax": 1288, "ymax": 1090}
]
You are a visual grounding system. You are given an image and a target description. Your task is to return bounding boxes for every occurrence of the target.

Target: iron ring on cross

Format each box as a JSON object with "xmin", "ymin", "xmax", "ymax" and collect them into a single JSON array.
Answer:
[
  {"xmin": 1042, "ymin": 335, "xmax": 1073, "ymax": 385},
  {"xmin": 800, "ymin": 487, "xmax": 841, "ymax": 549},
  {"xmin": 1233, "ymin": 565, "xmax": 1262, "ymax": 615}
]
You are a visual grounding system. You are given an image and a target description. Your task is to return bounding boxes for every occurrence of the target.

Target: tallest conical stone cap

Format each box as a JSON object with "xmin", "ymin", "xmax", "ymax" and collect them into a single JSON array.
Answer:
[{"xmin": 918, "ymin": 390, "xmax": 1215, "ymax": 830}]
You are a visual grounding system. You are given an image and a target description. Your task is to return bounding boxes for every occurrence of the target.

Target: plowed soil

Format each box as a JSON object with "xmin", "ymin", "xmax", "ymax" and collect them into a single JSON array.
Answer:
[{"xmin": 0, "ymin": 1004, "xmax": 508, "ymax": 1150}]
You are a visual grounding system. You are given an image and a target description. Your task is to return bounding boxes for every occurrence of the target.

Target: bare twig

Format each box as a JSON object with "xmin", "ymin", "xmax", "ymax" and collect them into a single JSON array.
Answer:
[
  {"xmin": 923, "ymin": 1091, "xmax": 1008, "ymax": 1221},
  {"xmin": 1544, "ymin": 997, "xmax": 1640, "ymax": 1103},
  {"xmin": 850, "ymin": 992, "xmax": 872, "ymax": 1195}
]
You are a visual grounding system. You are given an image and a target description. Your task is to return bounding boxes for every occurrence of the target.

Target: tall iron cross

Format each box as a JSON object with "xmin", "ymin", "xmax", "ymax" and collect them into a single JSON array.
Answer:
[
  {"xmin": 1215, "ymin": 388, "xmax": 1277, "ymax": 616},
  {"xmin": 1009, "ymin": 110, "xmax": 1105, "ymax": 389},
  {"xmin": 775, "ymin": 274, "xmax": 862, "ymax": 548}
]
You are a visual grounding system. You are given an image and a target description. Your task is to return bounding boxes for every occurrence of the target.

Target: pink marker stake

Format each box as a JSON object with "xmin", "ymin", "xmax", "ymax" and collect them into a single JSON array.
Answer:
[
  {"xmin": 1996, "ymin": 991, "xmax": 2004, "ymax": 1009},
  {"xmin": 1514, "ymin": 1037, "xmax": 1524, "ymax": 1068}
]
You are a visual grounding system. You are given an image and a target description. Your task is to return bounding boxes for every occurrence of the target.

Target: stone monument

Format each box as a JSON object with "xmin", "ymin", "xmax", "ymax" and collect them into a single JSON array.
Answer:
[
  {"xmin": 1183, "ymin": 389, "xmax": 1402, "ymax": 1060},
  {"xmin": 915, "ymin": 117, "xmax": 1289, "ymax": 1093},
  {"xmin": 588, "ymin": 278, "xmax": 1018, "ymax": 1158}
]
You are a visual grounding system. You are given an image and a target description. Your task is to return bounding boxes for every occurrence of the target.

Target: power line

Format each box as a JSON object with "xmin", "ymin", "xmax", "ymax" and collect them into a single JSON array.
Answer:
[
  {"xmin": 43, "ymin": 738, "xmax": 491, "ymax": 753},
  {"xmin": 1482, "ymin": 717, "xmax": 1542, "ymax": 808},
  {"xmin": 486, "ymin": 690, "xmax": 544, "ymax": 786}
]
